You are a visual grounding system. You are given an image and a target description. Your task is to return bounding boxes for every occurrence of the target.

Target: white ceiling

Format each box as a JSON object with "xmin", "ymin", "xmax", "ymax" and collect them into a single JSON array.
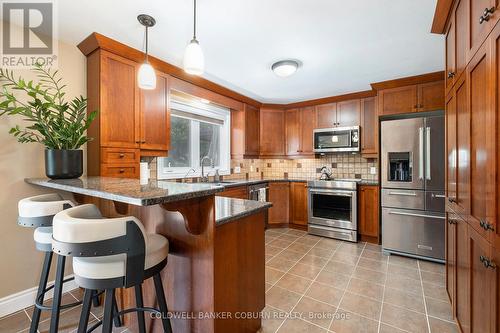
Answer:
[{"xmin": 58, "ymin": 0, "xmax": 444, "ymax": 104}]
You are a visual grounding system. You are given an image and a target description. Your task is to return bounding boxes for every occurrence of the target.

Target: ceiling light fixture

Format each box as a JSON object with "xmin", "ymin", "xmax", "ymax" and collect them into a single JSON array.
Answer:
[
  {"xmin": 137, "ymin": 14, "xmax": 156, "ymax": 90},
  {"xmin": 200, "ymin": 98, "xmax": 210, "ymax": 104},
  {"xmin": 272, "ymin": 60, "xmax": 299, "ymax": 77},
  {"xmin": 183, "ymin": 0, "xmax": 204, "ymax": 75}
]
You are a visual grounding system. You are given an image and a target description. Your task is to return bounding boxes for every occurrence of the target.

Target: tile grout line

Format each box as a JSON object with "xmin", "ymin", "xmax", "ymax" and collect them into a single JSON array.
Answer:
[
  {"xmin": 417, "ymin": 260, "xmax": 432, "ymax": 333},
  {"xmin": 376, "ymin": 253, "xmax": 390, "ymax": 333},
  {"xmin": 271, "ymin": 236, "xmax": 342, "ymax": 333}
]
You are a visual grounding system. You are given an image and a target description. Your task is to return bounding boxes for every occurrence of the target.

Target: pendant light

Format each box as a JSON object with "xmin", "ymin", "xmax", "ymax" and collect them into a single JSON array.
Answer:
[
  {"xmin": 137, "ymin": 14, "xmax": 156, "ymax": 90},
  {"xmin": 183, "ymin": 0, "xmax": 204, "ymax": 75}
]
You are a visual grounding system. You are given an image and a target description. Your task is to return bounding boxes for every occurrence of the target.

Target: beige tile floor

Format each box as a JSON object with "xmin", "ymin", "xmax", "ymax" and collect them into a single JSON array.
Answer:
[
  {"xmin": 261, "ymin": 228, "xmax": 459, "ymax": 333},
  {"xmin": 0, "ymin": 227, "xmax": 458, "ymax": 333}
]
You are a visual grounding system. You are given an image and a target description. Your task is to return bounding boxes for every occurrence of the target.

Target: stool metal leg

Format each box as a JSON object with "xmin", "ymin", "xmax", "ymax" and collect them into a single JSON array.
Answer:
[
  {"xmin": 29, "ymin": 251, "xmax": 53, "ymax": 333},
  {"xmin": 77, "ymin": 289, "xmax": 93, "ymax": 333},
  {"xmin": 102, "ymin": 289, "xmax": 115, "ymax": 333},
  {"xmin": 92, "ymin": 290, "xmax": 100, "ymax": 307},
  {"xmin": 153, "ymin": 273, "xmax": 173, "ymax": 333},
  {"xmin": 134, "ymin": 285, "xmax": 146, "ymax": 333},
  {"xmin": 113, "ymin": 295, "xmax": 122, "ymax": 327},
  {"xmin": 49, "ymin": 255, "xmax": 66, "ymax": 333}
]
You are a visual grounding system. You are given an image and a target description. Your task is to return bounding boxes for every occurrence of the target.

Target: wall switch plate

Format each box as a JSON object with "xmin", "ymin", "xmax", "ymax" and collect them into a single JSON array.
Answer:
[
  {"xmin": 250, "ymin": 165, "xmax": 254, "ymax": 172},
  {"xmin": 370, "ymin": 167, "xmax": 377, "ymax": 175},
  {"xmin": 234, "ymin": 166, "xmax": 241, "ymax": 173}
]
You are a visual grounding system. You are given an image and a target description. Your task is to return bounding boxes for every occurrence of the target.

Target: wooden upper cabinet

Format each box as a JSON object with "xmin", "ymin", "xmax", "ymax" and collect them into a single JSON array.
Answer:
[
  {"xmin": 315, "ymin": 103, "xmax": 337, "ymax": 128},
  {"xmin": 468, "ymin": 0, "xmax": 498, "ymax": 60},
  {"xmin": 360, "ymin": 97, "xmax": 378, "ymax": 157},
  {"xmin": 289, "ymin": 182, "xmax": 308, "ymax": 226},
  {"xmin": 455, "ymin": 0, "xmax": 468, "ymax": 79},
  {"xmin": 378, "ymin": 85, "xmax": 418, "ymax": 116},
  {"xmin": 100, "ymin": 51, "xmax": 140, "ymax": 148},
  {"xmin": 379, "ymin": 81, "xmax": 444, "ymax": 116},
  {"xmin": 468, "ymin": 43, "xmax": 494, "ymax": 240},
  {"xmin": 446, "ymin": 13, "xmax": 456, "ymax": 92},
  {"xmin": 300, "ymin": 106, "xmax": 315, "ymax": 154},
  {"xmin": 139, "ymin": 72, "xmax": 169, "ymax": 152},
  {"xmin": 260, "ymin": 108, "xmax": 285, "ymax": 156},
  {"xmin": 268, "ymin": 182, "xmax": 290, "ymax": 224},
  {"xmin": 418, "ymin": 81, "xmax": 445, "ymax": 112},
  {"xmin": 468, "ymin": 226, "xmax": 495, "ymax": 333},
  {"xmin": 358, "ymin": 185, "xmax": 379, "ymax": 243},
  {"xmin": 244, "ymin": 104, "xmax": 260, "ymax": 156},
  {"xmin": 337, "ymin": 99, "xmax": 360, "ymax": 126},
  {"xmin": 285, "ymin": 108, "xmax": 300, "ymax": 156}
]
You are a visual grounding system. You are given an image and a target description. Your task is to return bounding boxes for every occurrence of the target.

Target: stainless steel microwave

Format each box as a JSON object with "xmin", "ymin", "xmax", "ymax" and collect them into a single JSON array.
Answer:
[{"xmin": 313, "ymin": 126, "xmax": 360, "ymax": 153}]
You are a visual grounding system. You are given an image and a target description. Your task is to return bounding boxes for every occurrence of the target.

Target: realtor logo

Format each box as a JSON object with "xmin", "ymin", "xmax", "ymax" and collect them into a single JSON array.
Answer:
[{"xmin": 1, "ymin": 0, "xmax": 58, "ymax": 68}]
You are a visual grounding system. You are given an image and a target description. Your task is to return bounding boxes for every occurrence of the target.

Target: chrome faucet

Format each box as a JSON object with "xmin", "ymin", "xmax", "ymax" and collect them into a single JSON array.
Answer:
[{"xmin": 200, "ymin": 156, "xmax": 213, "ymax": 182}]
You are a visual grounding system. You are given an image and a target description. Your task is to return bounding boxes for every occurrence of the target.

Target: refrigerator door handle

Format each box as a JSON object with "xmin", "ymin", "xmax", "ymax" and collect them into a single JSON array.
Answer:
[
  {"xmin": 419, "ymin": 127, "xmax": 424, "ymax": 180},
  {"xmin": 426, "ymin": 127, "xmax": 431, "ymax": 180}
]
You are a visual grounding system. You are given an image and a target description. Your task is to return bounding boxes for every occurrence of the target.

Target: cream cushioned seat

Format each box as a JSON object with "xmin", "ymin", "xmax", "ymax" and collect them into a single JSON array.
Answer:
[
  {"xmin": 33, "ymin": 226, "xmax": 53, "ymax": 245},
  {"xmin": 73, "ymin": 234, "xmax": 168, "ymax": 280}
]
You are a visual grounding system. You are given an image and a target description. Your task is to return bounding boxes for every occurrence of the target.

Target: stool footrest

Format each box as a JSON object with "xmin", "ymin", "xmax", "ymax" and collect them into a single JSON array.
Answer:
[{"xmin": 35, "ymin": 276, "xmax": 81, "ymax": 311}]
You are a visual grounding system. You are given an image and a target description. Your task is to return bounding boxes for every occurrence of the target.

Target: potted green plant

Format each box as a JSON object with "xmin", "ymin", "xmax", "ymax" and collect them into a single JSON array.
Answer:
[{"xmin": 0, "ymin": 63, "xmax": 97, "ymax": 179}]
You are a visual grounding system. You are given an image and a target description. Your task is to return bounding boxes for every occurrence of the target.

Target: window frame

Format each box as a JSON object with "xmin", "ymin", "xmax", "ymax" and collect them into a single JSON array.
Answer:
[{"xmin": 157, "ymin": 100, "xmax": 231, "ymax": 180}]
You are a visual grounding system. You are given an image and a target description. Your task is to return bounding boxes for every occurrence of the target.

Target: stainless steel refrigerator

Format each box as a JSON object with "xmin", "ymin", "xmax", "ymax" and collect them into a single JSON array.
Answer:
[{"xmin": 381, "ymin": 114, "xmax": 445, "ymax": 262}]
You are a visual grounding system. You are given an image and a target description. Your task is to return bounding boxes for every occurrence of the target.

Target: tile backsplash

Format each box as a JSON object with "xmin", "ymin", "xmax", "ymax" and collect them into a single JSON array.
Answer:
[{"xmin": 147, "ymin": 154, "xmax": 378, "ymax": 181}]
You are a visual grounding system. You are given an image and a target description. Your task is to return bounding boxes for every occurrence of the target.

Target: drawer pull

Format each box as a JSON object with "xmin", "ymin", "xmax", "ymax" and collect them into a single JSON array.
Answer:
[
  {"xmin": 431, "ymin": 193, "xmax": 446, "ymax": 198},
  {"xmin": 479, "ymin": 255, "xmax": 496, "ymax": 269},
  {"xmin": 119, "ymin": 154, "xmax": 125, "ymax": 158},
  {"xmin": 479, "ymin": 219, "xmax": 495, "ymax": 231},
  {"xmin": 388, "ymin": 210, "xmax": 446, "ymax": 220},
  {"xmin": 119, "ymin": 169, "xmax": 125, "ymax": 173}
]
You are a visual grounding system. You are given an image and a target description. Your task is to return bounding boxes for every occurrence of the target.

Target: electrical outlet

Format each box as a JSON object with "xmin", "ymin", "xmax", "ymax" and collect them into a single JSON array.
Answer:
[
  {"xmin": 234, "ymin": 166, "xmax": 241, "ymax": 173},
  {"xmin": 250, "ymin": 165, "xmax": 254, "ymax": 172},
  {"xmin": 370, "ymin": 167, "xmax": 377, "ymax": 175}
]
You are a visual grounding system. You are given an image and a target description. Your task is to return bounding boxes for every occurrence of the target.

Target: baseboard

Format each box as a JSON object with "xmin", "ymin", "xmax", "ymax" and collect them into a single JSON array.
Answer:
[{"xmin": 0, "ymin": 275, "xmax": 78, "ymax": 318}]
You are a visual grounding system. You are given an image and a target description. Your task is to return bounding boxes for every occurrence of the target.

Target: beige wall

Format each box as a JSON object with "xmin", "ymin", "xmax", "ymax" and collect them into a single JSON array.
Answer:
[{"xmin": 0, "ymin": 40, "xmax": 86, "ymax": 298}]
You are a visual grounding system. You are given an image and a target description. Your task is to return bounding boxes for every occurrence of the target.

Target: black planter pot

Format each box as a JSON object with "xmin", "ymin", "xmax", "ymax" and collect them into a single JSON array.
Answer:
[{"xmin": 45, "ymin": 149, "xmax": 83, "ymax": 179}]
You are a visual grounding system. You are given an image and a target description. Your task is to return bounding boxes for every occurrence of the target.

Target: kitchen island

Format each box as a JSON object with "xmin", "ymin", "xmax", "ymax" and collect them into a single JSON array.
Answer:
[{"xmin": 25, "ymin": 177, "xmax": 271, "ymax": 333}]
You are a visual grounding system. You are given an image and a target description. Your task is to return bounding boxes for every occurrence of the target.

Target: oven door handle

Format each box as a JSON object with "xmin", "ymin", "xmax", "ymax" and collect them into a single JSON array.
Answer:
[{"xmin": 308, "ymin": 189, "xmax": 354, "ymax": 197}]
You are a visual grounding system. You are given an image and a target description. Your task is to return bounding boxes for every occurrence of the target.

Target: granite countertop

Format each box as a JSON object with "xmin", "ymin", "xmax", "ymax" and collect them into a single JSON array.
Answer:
[
  {"xmin": 215, "ymin": 197, "xmax": 272, "ymax": 225},
  {"xmin": 219, "ymin": 177, "xmax": 379, "ymax": 188},
  {"xmin": 25, "ymin": 177, "xmax": 224, "ymax": 206}
]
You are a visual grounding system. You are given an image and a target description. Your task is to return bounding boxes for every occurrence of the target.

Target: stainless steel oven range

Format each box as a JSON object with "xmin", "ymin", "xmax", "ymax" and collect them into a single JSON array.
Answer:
[{"xmin": 307, "ymin": 180, "xmax": 357, "ymax": 242}]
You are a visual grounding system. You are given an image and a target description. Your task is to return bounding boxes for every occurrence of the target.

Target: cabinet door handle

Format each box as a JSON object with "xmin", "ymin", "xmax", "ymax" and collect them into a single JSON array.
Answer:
[
  {"xmin": 448, "ymin": 218, "xmax": 458, "ymax": 225},
  {"xmin": 479, "ymin": 219, "xmax": 495, "ymax": 231},
  {"xmin": 479, "ymin": 7, "xmax": 496, "ymax": 24},
  {"xmin": 119, "ymin": 169, "xmax": 125, "ymax": 173},
  {"xmin": 447, "ymin": 71, "xmax": 455, "ymax": 79},
  {"xmin": 119, "ymin": 154, "xmax": 125, "ymax": 158},
  {"xmin": 479, "ymin": 255, "xmax": 496, "ymax": 269},
  {"xmin": 448, "ymin": 197, "xmax": 456, "ymax": 203}
]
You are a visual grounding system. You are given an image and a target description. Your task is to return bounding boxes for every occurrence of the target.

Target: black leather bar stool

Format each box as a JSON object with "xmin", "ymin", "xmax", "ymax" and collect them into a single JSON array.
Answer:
[{"xmin": 52, "ymin": 204, "xmax": 173, "ymax": 333}]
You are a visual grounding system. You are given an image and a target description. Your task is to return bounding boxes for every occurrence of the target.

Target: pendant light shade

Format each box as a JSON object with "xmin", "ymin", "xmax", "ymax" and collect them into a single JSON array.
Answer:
[
  {"xmin": 184, "ymin": 0, "xmax": 204, "ymax": 75},
  {"xmin": 183, "ymin": 39, "xmax": 204, "ymax": 75},
  {"xmin": 137, "ymin": 14, "xmax": 156, "ymax": 90},
  {"xmin": 138, "ymin": 62, "xmax": 156, "ymax": 90}
]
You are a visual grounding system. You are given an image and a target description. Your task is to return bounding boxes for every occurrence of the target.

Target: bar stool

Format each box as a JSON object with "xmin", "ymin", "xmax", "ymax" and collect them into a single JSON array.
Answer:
[
  {"xmin": 52, "ymin": 204, "xmax": 173, "ymax": 333},
  {"xmin": 18, "ymin": 193, "xmax": 77, "ymax": 333}
]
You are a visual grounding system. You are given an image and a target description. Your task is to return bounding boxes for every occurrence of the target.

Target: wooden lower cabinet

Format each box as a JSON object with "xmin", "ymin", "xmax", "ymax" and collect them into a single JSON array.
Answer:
[
  {"xmin": 358, "ymin": 185, "xmax": 379, "ymax": 244},
  {"xmin": 218, "ymin": 185, "xmax": 248, "ymax": 199},
  {"xmin": 468, "ymin": 225, "xmax": 495, "ymax": 333},
  {"xmin": 455, "ymin": 212, "xmax": 470, "ymax": 333},
  {"xmin": 268, "ymin": 182, "xmax": 290, "ymax": 225},
  {"xmin": 289, "ymin": 182, "xmax": 308, "ymax": 227}
]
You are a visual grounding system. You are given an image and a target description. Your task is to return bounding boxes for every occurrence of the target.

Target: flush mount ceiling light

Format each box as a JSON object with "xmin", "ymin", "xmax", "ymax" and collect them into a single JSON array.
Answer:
[
  {"xmin": 271, "ymin": 60, "xmax": 299, "ymax": 77},
  {"xmin": 183, "ymin": 0, "xmax": 204, "ymax": 75},
  {"xmin": 137, "ymin": 14, "xmax": 156, "ymax": 90}
]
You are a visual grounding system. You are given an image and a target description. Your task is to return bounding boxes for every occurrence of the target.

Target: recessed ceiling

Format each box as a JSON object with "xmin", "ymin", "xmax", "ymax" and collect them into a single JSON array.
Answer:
[{"xmin": 57, "ymin": 0, "xmax": 443, "ymax": 104}]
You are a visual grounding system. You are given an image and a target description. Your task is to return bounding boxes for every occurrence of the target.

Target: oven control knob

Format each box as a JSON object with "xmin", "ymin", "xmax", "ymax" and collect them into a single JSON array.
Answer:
[{"xmin": 352, "ymin": 133, "xmax": 359, "ymax": 143}]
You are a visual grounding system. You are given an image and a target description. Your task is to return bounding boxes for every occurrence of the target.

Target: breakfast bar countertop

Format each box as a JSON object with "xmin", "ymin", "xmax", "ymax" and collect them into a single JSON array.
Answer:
[
  {"xmin": 25, "ymin": 177, "xmax": 225, "ymax": 206},
  {"xmin": 215, "ymin": 196, "xmax": 272, "ymax": 225}
]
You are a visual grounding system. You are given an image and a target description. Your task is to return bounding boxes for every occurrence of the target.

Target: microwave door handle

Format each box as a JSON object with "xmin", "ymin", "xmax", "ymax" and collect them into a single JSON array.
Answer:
[
  {"xmin": 426, "ymin": 127, "xmax": 431, "ymax": 180},
  {"xmin": 418, "ymin": 127, "xmax": 424, "ymax": 180}
]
